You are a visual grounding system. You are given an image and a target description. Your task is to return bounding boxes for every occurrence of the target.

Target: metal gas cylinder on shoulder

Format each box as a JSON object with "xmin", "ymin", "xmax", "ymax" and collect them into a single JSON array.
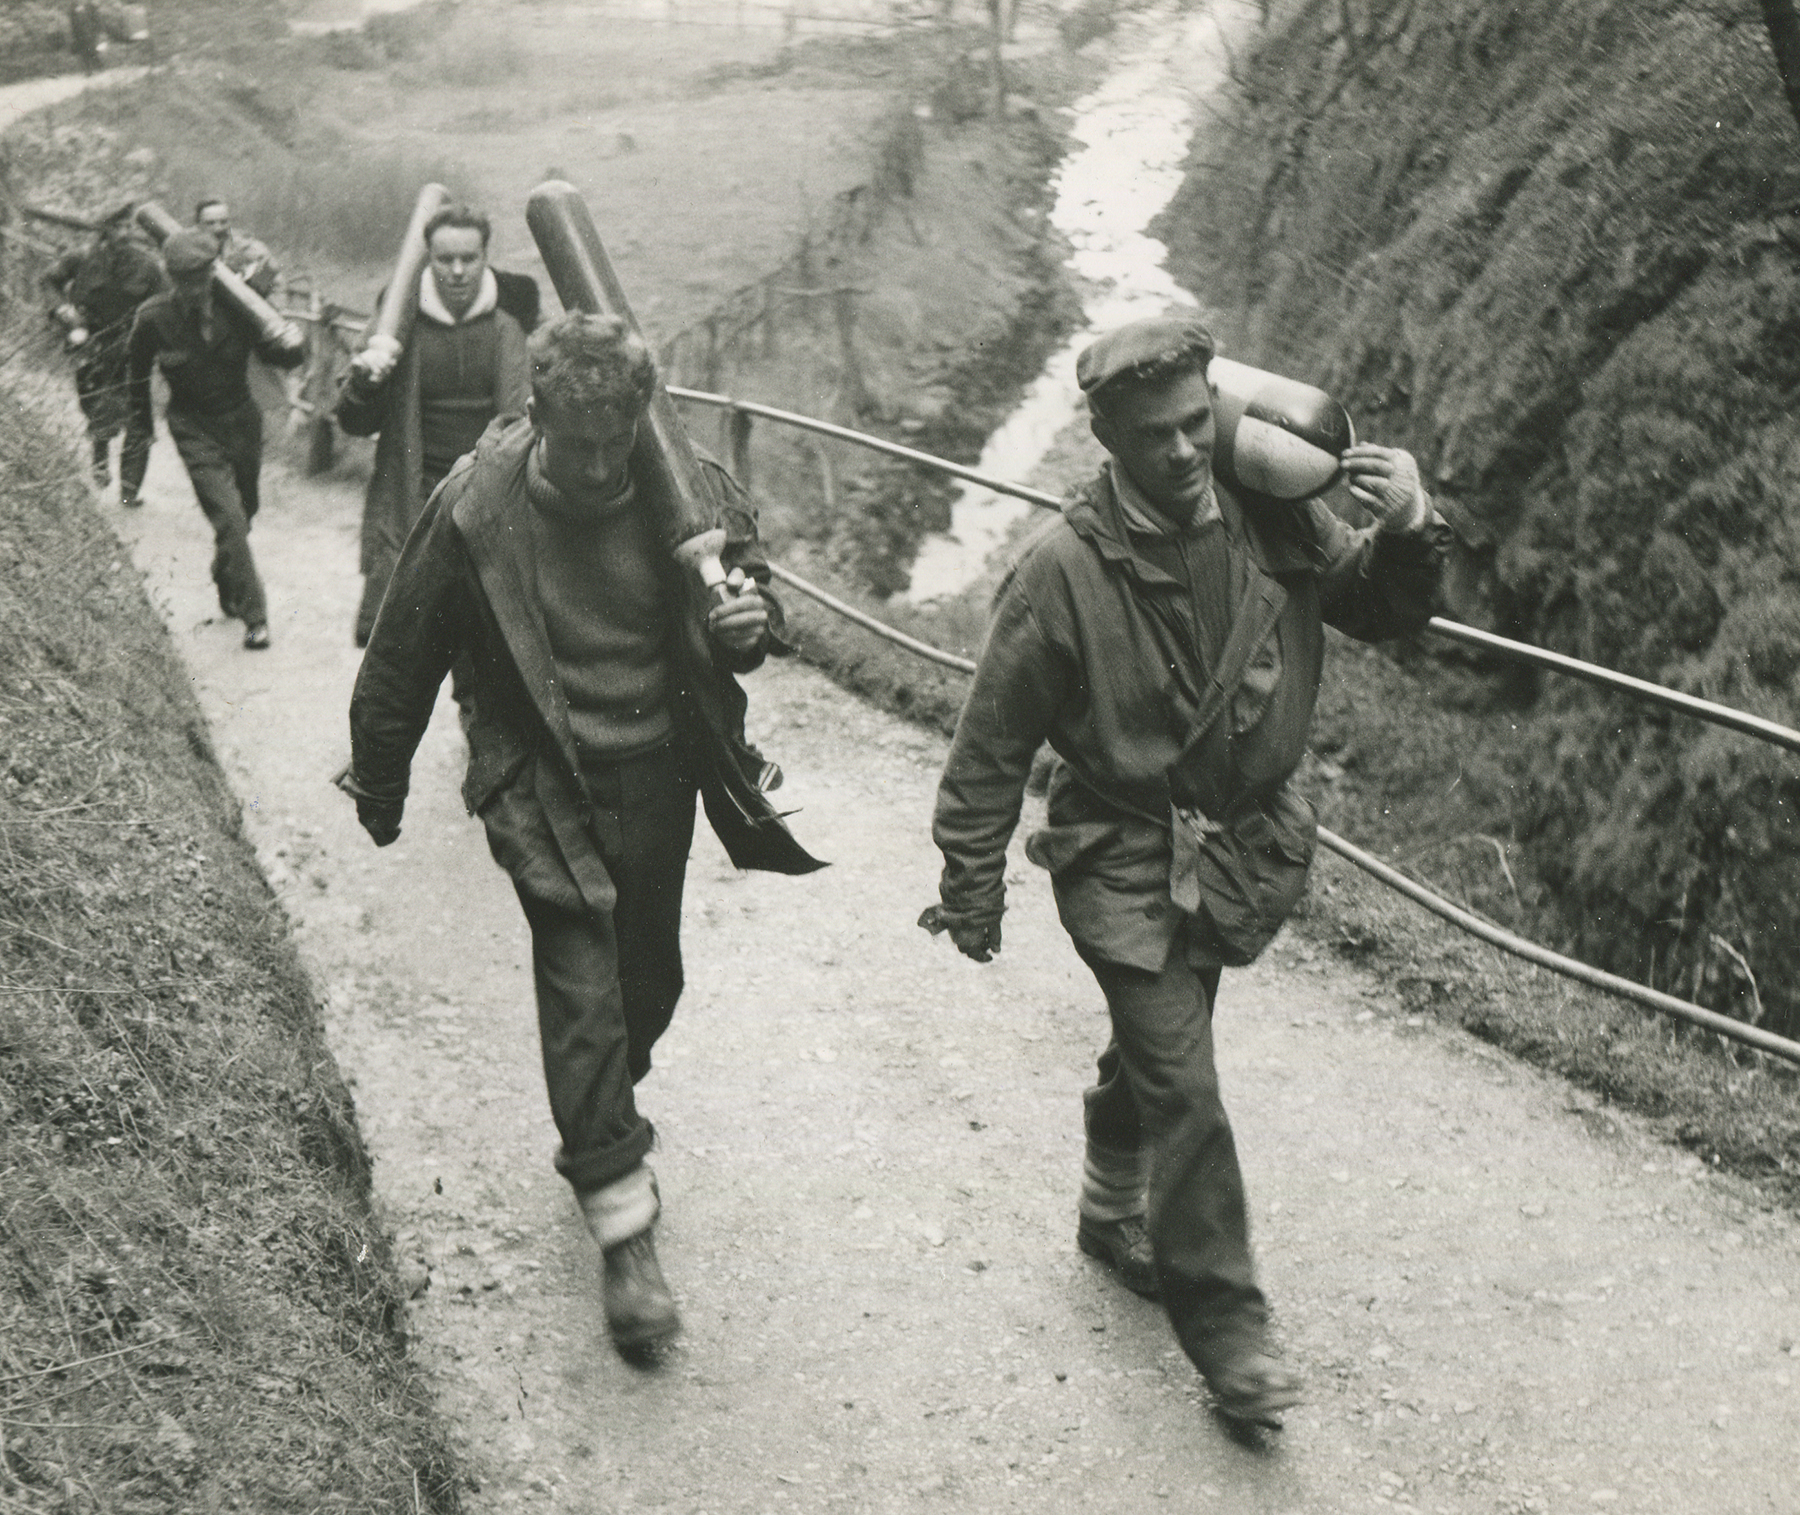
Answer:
[{"xmin": 1208, "ymin": 355, "xmax": 1355, "ymax": 502}]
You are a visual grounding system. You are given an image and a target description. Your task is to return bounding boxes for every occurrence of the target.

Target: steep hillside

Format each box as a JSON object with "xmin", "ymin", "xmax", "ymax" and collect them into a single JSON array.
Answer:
[
  {"xmin": 1158, "ymin": 0, "xmax": 1800, "ymax": 1038},
  {"xmin": 0, "ymin": 384, "xmax": 458, "ymax": 1507}
]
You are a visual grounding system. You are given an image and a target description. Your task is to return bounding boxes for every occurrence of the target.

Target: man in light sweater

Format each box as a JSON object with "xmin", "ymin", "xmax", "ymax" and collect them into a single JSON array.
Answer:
[{"xmin": 338, "ymin": 313, "xmax": 820, "ymax": 1358}]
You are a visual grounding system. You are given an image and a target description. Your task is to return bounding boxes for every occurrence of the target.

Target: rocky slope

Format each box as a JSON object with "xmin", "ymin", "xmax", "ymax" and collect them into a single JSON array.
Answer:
[{"xmin": 1159, "ymin": 0, "xmax": 1800, "ymax": 1037}]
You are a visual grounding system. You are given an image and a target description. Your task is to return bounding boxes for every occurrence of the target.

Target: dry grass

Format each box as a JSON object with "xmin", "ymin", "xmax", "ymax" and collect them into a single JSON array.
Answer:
[{"xmin": 0, "ymin": 387, "xmax": 459, "ymax": 1512}]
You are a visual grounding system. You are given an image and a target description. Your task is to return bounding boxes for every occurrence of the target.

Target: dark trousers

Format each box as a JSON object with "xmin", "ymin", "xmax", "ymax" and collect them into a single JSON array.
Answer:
[
  {"xmin": 74, "ymin": 334, "xmax": 130, "ymax": 444},
  {"xmin": 1079, "ymin": 944, "xmax": 1269, "ymax": 1376},
  {"xmin": 513, "ymin": 747, "xmax": 697, "ymax": 1195},
  {"xmin": 166, "ymin": 399, "xmax": 268, "ymax": 627}
]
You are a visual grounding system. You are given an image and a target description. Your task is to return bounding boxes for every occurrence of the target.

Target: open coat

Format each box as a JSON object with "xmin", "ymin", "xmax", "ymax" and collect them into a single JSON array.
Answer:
[
  {"xmin": 348, "ymin": 416, "xmax": 823, "ymax": 917},
  {"xmin": 932, "ymin": 464, "xmax": 1446, "ymax": 972},
  {"xmin": 336, "ymin": 269, "xmax": 537, "ymax": 641}
]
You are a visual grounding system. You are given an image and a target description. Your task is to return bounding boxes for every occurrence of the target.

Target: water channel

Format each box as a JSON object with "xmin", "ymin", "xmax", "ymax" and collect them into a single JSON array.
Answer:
[{"xmin": 904, "ymin": 2, "xmax": 1247, "ymax": 603}]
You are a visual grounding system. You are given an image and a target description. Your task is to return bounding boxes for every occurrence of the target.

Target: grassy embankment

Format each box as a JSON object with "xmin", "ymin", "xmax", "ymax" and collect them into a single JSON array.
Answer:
[
  {"xmin": 1135, "ymin": 0, "xmax": 1800, "ymax": 1202},
  {"xmin": 0, "ymin": 393, "xmax": 458, "ymax": 1507}
]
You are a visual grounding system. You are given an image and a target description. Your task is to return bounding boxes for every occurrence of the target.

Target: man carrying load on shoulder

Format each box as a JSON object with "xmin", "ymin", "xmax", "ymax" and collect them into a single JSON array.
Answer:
[
  {"xmin": 336, "ymin": 201, "xmax": 539, "ymax": 648},
  {"xmin": 922, "ymin": 315, "xmax": 1447, "ymax": 1430},
  {"xmin": 339, "ymin": 312, "xmax": 820, "ymax": 1359},
  {"xmin": 124, "ymin": 228, "xmax": 306, "ymax": 651}
]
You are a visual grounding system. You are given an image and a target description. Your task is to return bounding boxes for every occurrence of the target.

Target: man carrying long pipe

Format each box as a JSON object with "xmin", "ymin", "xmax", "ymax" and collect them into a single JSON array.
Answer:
[
  {"xmin": 338, "ymin": 186, "xmax": 821, "ymax": 1359},
  {"xmin": 124, "ymin": 219, "xmax": 305, "ymax": 650},
  {"xmin": 337, "ymin": 192, "xmax": 541, "ymax": 648}
]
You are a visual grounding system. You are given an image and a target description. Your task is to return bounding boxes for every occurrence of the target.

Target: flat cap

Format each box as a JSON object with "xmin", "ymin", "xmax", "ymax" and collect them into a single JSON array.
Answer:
[
  {"xmin": 162, "ymin": 227, "xmax": 218, "ymax": 274},
  {"xmin": 1075, "ymin": 315, "xmax": 1215, "ymax": 398}
]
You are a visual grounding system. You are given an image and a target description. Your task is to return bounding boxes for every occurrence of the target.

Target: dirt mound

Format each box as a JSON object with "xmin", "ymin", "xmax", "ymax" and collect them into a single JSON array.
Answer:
[{"xmin": 1157, "ymin": 0, "xmax": 1800, "ymax": 1038}]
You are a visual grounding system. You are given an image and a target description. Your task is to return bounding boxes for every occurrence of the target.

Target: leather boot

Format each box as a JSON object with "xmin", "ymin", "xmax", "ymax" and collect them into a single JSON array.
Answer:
[
  {"xmin": 578, "ymin": 1165, "xmax": 679, "ymax": 1356},
  {"xmin": 601, "ymin": 1229, "xmax": 680, "ymax": 1355}
]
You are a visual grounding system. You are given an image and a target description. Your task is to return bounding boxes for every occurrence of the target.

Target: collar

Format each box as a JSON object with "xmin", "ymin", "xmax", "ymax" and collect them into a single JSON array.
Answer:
[
  {"xmin": 525, "ymin": 438, "xmax": 635, "ymax": 521},
  {"xmin": 1108, "ymin": 459, "xmax": 1220, "ymax": 538},
  {"xmin": 418, "ymin": 265, "xmax": 499, "ymax": 327}
]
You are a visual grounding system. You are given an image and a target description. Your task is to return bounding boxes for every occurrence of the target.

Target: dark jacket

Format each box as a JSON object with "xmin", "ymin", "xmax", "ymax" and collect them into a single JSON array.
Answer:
[
  {"xmin": 43, "ymin": 235, "xmax": 166, "ymax": 341},
  {"xmin": 336, "ymin": 270, "xmax": 538, "ymax": 598},
  {"xmin": 126, "ymin": 289, "xmax": 304, "ymax": 439},
  {"xmin": 348, "ymin": 416, "xmax": 823, "ymax": 917},
  {"xmin": 932, "ymin": 463, "xmax": 1446, "ymax": 971}
]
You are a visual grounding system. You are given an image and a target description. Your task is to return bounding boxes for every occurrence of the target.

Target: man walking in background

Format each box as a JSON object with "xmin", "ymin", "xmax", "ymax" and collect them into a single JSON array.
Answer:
[
  {"xmin": 338, "ymin": 313, "xmax": 819, "ymax": 1358},
  {"xmin": 335, "ymin": 201, "xmax": 538, "ymax": 647},
  {"xmin": 195, "ymin": 197, "xmax": 280, "ymax": 299},
  {"xmin": 125, "ymin": 228, "xmax": 306, "ymax": 650},
  {"xmin": 42, "ymin": 206, "xmax": 166, "ymax": 498},
  {"xmin": 923, "ymin": 316, "xmax": 1446, "ymax": 1430}
]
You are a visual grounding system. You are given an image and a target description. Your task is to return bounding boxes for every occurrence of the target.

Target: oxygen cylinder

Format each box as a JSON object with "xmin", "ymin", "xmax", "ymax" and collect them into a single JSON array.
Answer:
[
  {"xmin": 357, "ymin": 183, "xmax": 450, "ymax": 381},
  {"xmin": 1209, "ymin": 356, "xmax": 1355, "ymax": 502},
  {"xmin": 133, "ymin": 201, "xmax": 296, "ymax": 351},
  {"xmin": 525, "ymin": 179, "xmax": 731, "ymax": 602}
]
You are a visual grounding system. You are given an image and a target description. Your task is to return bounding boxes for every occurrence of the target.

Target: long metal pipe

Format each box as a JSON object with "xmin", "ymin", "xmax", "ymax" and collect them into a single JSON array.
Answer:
[
  {"xmin": 670, "ymin": 384, "xmax": 1800, "ymax": 756},
  {"xmin": 1423, "ymin": 617, "xmax": 1800, "ymax": 754},
  {"xmin": 667, "ymin": 385, "xmax": 1065, "ymax": 508},
  {"xmin": 748, "ymin": 483, "xmax": 1800, "ymax": 1060},
  {"xmin": 1314, "ymin": 827, "xmax": 1800, "ymax": 1066}
]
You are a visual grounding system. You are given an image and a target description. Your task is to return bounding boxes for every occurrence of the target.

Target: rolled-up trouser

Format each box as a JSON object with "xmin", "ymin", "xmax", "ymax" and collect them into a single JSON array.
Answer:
[
  {"xmin": 512, "ymin": 745, "xmax": 698, "ymax": 1196},
  {"xmin": 165, "ymin": 398, "xmax": 268, "ymax": 628},
  {"xmin": 1077, "ymin": 941, "xmax": 1269, "ymax": 1378}
]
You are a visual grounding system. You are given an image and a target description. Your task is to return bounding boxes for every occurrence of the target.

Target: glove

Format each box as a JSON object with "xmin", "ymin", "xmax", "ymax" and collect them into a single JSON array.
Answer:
[
  {"xmin": 1342, "ymin": 443, "xmax": 1429, "ymax": 533},
  {"xmin": 350, "ymin": 333, "xmax": 403, "ymax": 388},
  {"xmin": 333, "ymin": 765, "xmax": 404, "ymax": 847},
  {"xmin": 918, "ymin": 903, "xmax": 1002, "ymax": 963},
  {"xmin": 273, "ymin": 319, "xmax": 306, "ymax": 355}
]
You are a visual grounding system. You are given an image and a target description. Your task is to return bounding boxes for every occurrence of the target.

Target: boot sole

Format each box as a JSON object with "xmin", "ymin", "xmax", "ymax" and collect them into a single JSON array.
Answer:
[
  {"xmin": 1211, "ymin": 1385, "xmax": 1301, "ymax": 1430},
  {"xmin": 609, "ymin": 1307, "xmax": 682, "ymax": 1351},
  {"xmin": 1076, "ymin": 1225, "xmax": 1160, "ymax": 1300}
]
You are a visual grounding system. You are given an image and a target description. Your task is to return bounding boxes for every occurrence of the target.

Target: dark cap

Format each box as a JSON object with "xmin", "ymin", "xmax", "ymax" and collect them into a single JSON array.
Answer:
[
  {"xmin": 162, "ymin": 227, "xmax": 218, "ymax": 274},
  {"xmin": 1075, "ymin": 316, "xmax": 1216, "ymax": 400}
]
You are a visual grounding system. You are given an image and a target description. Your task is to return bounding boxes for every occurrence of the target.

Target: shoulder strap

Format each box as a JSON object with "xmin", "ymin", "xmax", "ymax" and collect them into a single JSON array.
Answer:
[{"xmin": 1174, "ymin": 572, "xmax": 1287, "ymax": 771}]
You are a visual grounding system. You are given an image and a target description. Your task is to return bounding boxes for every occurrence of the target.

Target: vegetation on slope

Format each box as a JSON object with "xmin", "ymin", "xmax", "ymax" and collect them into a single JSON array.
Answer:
[
  {"xmin": 0, "ymin": 388, "xmax": 458, "ymax": 1511},
  {"xmin": 1158, "ymin": 0, "xmax": 1800, "ymax": 1038}
]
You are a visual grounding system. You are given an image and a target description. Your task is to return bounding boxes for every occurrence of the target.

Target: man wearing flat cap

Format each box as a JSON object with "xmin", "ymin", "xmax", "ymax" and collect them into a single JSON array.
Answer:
[
  {"xmin": 923, "ymin": 316, "xmax": 1447, "ymax": 1430},
  {"xmin": 126, "ymin": 227, "xmax": 305, "ymax": 650}
]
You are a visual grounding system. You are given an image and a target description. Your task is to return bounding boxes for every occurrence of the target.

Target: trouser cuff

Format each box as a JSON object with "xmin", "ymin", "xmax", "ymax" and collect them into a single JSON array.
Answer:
[
  {"xmin": 576, "ymin": 1162, "xmax": 661, "ymax": 1250},
  {"xmin": 1079, "ymin": 1141, "xmax": 1151, "ymax": 1222}
]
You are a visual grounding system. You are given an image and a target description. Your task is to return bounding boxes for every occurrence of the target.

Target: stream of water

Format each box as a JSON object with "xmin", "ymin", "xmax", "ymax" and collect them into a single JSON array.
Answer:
[{"xmin": 904, "ymin": 3, "xmax": 1245, "ymax": 603}]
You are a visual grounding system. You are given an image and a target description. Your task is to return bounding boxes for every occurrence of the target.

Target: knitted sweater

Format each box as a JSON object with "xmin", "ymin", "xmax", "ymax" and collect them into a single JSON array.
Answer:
[{"xmin": 524, "ymin": 450, "xmax": 675, "ymax": 765}]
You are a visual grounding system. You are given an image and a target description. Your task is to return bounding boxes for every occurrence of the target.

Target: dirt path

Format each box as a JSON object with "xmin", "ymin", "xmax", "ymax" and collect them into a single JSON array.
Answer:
[
  {"xmin": 0, "ymin": 65, "xmax": 151, "ymax": 136},
  {"xmin": 106, "ymin": 428, "xmax": 1800, "ymax": 1515}
]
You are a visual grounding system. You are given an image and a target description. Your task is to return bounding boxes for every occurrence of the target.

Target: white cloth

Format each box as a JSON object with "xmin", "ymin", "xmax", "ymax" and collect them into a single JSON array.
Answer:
[
  {"xmin": 418, "ymin": 264, "xmax": 498, "ymax": 327},
  {"xmin": 576, "ymin": 1162, "xmax": 660, "ymax": 1249}
]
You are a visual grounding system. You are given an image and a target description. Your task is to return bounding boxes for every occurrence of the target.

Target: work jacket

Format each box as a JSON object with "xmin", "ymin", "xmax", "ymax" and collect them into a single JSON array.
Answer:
[
  {"xmin": 44, "ymin": 234, "xmax": 166, "ymax": 341},
  {"xmin": 348, "ymin": 416, "xmax": 823, "ymax": 918},
  {"xmin": 932, "ymin": 462, "xmax": 1446, "ymax": 971},
  {"xmin": 336, "ymin": 268, "xmax": 537, "ymax": 625},
  {"xmin": 126, "ymin": 289, "xmax": 304, "ymax": 438}
]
